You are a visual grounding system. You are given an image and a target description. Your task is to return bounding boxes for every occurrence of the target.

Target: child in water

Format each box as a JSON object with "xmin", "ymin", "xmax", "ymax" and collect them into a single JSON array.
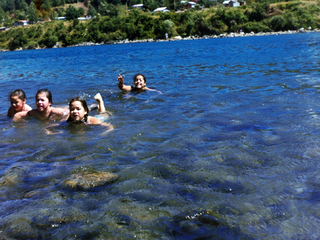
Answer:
[
  {"xmin": 117, "ymin": 73, "xmax": 159, "ymax": 92},
  {"xmin": 13, "ymin": 89, "xmax": 69, "ymax": 122},
  {"xmin": 7, "ymin": 89, "xmax": 32, "ymax": 118},
  {"xmin": 67, "ymin": 96, "xmax": 113, "ymax": 131}
]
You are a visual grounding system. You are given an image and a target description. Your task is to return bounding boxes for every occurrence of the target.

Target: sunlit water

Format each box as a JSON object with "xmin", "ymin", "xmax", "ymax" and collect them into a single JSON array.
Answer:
[{"xmin": 1, "ymin": 33, "xmax": 320, "ymax": 239}]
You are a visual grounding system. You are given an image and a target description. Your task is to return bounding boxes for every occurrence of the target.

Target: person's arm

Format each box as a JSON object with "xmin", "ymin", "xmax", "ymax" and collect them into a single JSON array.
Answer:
[
  {"xmin": 51, "ymin": 108, "xmax": 70, "ymax": 122},
  {"xmin": 12, "ymin": 110, "xmax": 31, "ymax": 122},
  {"xmin": 118, "ymin": 74, "xmax": 132, "ymax": 91}
]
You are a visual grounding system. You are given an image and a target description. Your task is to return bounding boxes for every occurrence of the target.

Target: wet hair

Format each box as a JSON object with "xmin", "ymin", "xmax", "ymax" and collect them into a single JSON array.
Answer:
[
  {"xmin": 133, "ymin": 74, "xmax": 146, "ymax": 83},
  {"xmin": 36, "ymin": 89, "xmax": 53, "ymax": 104},
  {"xmin": 67, "ymin": 97, "xmax": 89, "ymax": 123},
  {"xmin": 9, "ymin": 89, "xmax": 27, "ymax": 101}
]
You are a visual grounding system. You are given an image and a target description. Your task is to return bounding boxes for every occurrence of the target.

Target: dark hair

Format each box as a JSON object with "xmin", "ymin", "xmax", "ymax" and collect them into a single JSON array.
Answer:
[
  {"xmin": 9, "ymin": 89, "xmax": 27, "ymax": 101},
  {"xmin": 67, "ymin": 97, "xmax": 89, "ymax": 123},
  {"xmin": 133, "ymin": 73, "xmax": 146, "ymax": 83},
  {"xmin": 36, "ymin": 89, "xmax": 53, "ymax": 104}
]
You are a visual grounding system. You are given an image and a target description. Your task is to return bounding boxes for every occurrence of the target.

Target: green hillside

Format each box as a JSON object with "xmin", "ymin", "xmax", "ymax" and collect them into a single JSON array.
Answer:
[{"xmin": 0, "ymin": 0, "xmax": 320, "ymax": 50}]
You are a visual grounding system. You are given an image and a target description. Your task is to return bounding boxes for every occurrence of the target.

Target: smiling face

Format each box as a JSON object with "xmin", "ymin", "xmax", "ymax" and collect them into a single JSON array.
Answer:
[
  {"xmin": 70, "ymin": 100, "xmax": 87, "ymax": 122},
  {"xmin": 10, "ymin": 95, "xmax": 26, "ymax": 112},
  {"xmin": 36, "ymin": 92, "xmax": 51, "ymax": 112},
  {"xmin": 134, "ymin": 75, "xmax": 146, "ymax": 89}
]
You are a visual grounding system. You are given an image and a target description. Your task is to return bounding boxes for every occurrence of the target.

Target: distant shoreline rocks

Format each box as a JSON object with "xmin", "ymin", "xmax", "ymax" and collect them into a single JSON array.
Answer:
[
  {"xmin": 66, "ymin": 28, "xmax": 320, "ymax": 47},
  {"xmin": 1, "ymin": 29, "xmax": 319, "ymax": 52}
]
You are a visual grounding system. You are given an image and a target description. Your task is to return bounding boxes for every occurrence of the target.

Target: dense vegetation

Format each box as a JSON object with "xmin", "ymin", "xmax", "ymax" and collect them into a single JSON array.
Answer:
[{"xmin": 0, "ymin": 0, "xmax": 320, "ymax": 50}]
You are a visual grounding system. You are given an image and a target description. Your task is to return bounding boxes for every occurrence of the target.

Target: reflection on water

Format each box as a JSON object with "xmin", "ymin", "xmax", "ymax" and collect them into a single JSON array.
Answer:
[{"xmin": 1, "ymin": 33, "xmax": 320, "ymax": 239}]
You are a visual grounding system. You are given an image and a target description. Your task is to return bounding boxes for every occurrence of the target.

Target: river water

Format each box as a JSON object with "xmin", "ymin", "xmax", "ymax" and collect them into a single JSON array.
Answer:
[{"xmin": 1, "ymin": 32, "xmax": 320, "ymax": 239}]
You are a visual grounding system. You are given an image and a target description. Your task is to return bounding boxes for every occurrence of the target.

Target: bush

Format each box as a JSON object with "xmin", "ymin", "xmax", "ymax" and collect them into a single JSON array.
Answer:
[
  {"xmin": 160, "ymin": 19, "xmax": 176, "ymax": 38},
  {"xmin": 240, "ymin": 21, "xmax": 270, "ymax": 33},
  {"xmin": 269, "ymin": 15, "xmax": 285, "ymax": 31},
  {"xmin": 26, "ymin": 41, "xmax": 38, "ymax": 49}
]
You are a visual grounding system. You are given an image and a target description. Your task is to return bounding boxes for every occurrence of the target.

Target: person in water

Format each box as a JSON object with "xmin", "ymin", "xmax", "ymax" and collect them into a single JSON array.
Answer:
[
  {"xmin": 67, "ymin": 96, "xmax": 113, "ymax": 131},
  {"xmin": 117, "ymin": 73, "xmax": 158, "ymax": 92},
  {"xmin": 7, "ymin": 89, "xmax": 32, "ymax": 118},
  {"xmin": 13, "ymin": 89, "xmax": 69, "ymax": 122}
]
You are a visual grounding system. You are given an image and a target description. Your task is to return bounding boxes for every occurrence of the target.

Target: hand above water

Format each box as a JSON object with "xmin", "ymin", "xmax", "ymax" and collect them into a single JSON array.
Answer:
[{"xmin": 117, "ymin": 74, "xmax": 124, "ymax": 84}]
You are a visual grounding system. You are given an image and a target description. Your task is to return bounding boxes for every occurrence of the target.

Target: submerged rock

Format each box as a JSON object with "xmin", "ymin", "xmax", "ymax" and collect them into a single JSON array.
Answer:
[{"xmin": 63, "ymin": 172, "xmax": 119, "ymax": 190}]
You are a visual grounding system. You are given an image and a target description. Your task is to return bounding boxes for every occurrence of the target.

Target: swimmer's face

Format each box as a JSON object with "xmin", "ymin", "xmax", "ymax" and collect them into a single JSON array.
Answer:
[
  {"xmin": 70, "ymin": 101, "xmax": 87, "ymax": 122},
  {"xmin": 10, "ymin": 96, "xmax": 26, "ymax": 112},
  {"xmin": 36, "ymin": 92, "xmax": 51, "ymax": 112},
  {"xmin": 134, "ymin": 75, "xmax": 146, "ymax": 89}
]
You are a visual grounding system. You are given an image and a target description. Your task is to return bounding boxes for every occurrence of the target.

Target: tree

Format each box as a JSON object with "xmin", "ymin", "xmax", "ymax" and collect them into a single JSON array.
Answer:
[
  {"xmin": 87, "ymin": 5, "xmax": 96, "ymax": 17},
  {"xmin": 42, "ymin": 0, "xmax": 51, "ymax": 18},
  {"xmin": 8, "ymin": 29, "xmax": 28, "ymax": 50},
  {"xmin": 160, "ymin": 19, "xmax": 176, "ymax": 38},
  {"xmin": 269, "ymin": 15, "xmax": 284, "ymax": 31},
  {"xmin": 27, "ymin": 3, "xmax": 38, "ymax": 23},
  {"xmin": 65, "ymin": 5, "xmax": 79, "ymax": 20},
  {"xmin": 15, "ymin": 0, "xmax": 28, "ymax": 10},
  {"xmin": 78, "ymin": 7, "xmax": 85, "ymax": 16},
  {"xmin": 99, "ymin": 3, "xmax": 118, "ymax": 17},
  {"xmin": 0, "ymin": 6, "xmax": 6, "ymax": 21}
]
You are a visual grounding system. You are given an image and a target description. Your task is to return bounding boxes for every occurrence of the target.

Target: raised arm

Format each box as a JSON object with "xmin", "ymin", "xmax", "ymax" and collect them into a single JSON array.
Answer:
[{"xmin": 118, "ymin": 74, "xmax": 132, "ymax": 92}]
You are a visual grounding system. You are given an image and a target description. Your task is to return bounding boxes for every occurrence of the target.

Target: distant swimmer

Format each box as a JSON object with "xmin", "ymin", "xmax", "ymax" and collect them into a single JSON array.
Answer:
[
  {"xmin": 117, "ymin": 73, "xmax": 161, "ymax": 93},
  {"xmin": 7, "ymin": 89, "xmax": 32, "ymax": 118},
  {"xmin": 13, "ymin": 89, "xmax": 69, "ymax": 122},
  {"xmin": 67, "ymin": 96, "xmax": 113, "ymax": 133}
]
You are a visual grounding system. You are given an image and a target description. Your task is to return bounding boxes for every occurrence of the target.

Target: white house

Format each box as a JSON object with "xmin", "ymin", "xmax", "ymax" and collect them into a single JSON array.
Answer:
[
  {"xmin": 152, "ymin": 7, "xmax": 170, "ymax": 13},
  {"xmin": 223, "ymin": 0, "xmax": 240, "ymax": 7},
  {"xmin": 55, "ymin": 17, "xmax": 66, "ymax": 20},
  {"xmin": 14, "ymin": 20, "xmax": 29, "ymax": 26},
  {"xmin": 132, "ymin": 4, "xmax": 144, "ymax": 9},
  {"xmin": 185, "ymin": 2, "xmax": 196, "ymax": 9}
]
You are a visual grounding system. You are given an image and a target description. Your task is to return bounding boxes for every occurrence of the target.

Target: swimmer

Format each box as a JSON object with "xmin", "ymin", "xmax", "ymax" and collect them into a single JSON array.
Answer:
[
  {"xmin": 117, "ymin": 73, "xmax": 159, "ymax": 92},
  {"xmin": 67, "ymin": 96, "xmax": 113, "ymax": 131},
  {"xmin": 7, "ymin": 89, "xmax": 32, "ymax": 118},
  {"xmin": 13, "ymin": 89, "xmax": 69, "ymax": 122}
]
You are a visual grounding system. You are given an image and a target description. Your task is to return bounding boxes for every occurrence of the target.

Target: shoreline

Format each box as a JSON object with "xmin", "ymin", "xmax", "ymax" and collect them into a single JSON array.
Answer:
[{"xmin": 1, "ymin": 29, "xmax": 319, "ymax": 52}]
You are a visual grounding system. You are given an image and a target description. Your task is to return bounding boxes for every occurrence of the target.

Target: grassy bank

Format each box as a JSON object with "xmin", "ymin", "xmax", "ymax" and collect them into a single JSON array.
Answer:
[{"xmin": 1, "ymin": 0, "xmax": 320, "ymax": 51}]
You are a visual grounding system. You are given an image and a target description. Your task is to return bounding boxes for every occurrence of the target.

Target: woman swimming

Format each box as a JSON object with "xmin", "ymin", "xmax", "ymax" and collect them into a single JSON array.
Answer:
[
  {"xmin": 13, "ymin": 89, "xmax": 69, "ymax": 122},
  {"xmin": 7, "ymin": 89, "xmax": 32, "ymax": 118}
]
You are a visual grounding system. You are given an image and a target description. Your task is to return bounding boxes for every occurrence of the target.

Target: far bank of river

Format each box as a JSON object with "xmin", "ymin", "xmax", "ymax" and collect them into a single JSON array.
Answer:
[{"xmin": 1, "ymin": 28, "xmax": 319, "ymax": 52}]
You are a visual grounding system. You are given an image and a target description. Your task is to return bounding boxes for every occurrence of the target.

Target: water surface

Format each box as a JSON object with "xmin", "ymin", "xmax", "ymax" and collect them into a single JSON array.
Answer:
[{"xmin": 1, "ymin": 33, "xmax": 320, "ymax": 239}]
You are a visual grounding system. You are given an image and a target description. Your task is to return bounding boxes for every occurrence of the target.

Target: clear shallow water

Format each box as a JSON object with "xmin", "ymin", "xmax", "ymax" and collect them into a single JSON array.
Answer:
[{"xmin": 1, "ymin": 33, "xmax": 320, "ymax": 239}]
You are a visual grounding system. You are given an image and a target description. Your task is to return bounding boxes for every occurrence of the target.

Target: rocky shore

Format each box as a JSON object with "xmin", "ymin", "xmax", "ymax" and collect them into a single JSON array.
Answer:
[
  {"xmin": 63, "ymin": 28, "xmax": 320, "ymax": 48},
  {"xmin": 1, "ymin": 28, "xmax": 319, "ymax": 52}
]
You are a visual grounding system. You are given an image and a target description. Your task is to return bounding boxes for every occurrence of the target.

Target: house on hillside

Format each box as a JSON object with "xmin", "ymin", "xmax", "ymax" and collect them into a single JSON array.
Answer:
[
  {"xmin": 184, "ymin": 2, "xmax": 196, "ymax": 9},
  {"xmin": 14, "ymin": 20, "xmax": 29, "ymax": 26},
  {"xmin": 132, "ymin": 4, "xmax": 144, "ymax": 10},
  {"xmin": 152, "ymin": 7, "xmax": 170, "ymax": 13},
  {"xmin": 55, "ymin": 17, "xmax": 66, "ymax": 20},
  {"xmin": 223, "ymin": 0, "xmax": 245, "ymax": 7}
]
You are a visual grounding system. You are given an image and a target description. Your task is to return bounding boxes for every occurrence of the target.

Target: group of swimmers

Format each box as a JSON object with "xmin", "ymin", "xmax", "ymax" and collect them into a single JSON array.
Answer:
[{"xmin": 7, "ymin": 74, "xmax": 152, "ymax": 131}]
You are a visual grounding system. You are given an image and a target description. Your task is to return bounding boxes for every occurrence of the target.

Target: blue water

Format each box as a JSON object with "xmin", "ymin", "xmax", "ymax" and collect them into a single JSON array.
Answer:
[{"xmin": 1, "ymin": 33, "xmax": 320, "ymax": 239}]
